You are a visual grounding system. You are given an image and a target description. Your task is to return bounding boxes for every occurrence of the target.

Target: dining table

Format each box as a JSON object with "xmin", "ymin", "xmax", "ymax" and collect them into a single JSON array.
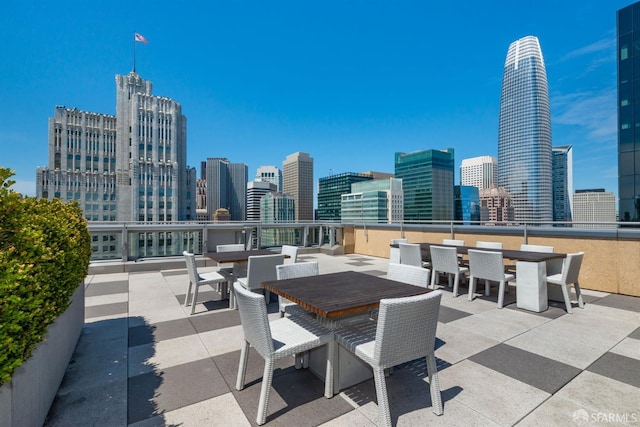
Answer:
[
  {"xmin": 263, "ymin": 270, "xmax": 431, "ymax": 393},
  {"xmin": 390, "ymin": 242, "xmax": 566, "ymax": 312}
]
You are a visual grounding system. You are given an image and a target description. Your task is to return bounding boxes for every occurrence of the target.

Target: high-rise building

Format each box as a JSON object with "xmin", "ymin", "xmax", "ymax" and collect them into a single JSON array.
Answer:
[
  {"xmin": 394, "ymin": 149, "xmax": 455, "ymax": 221},
  {"xmin": 260, "ymin": 192, "xmax": 296, "ymax": 246},
  {"xmin": 572, "ymin": 189, "xmax": 616, "ymax": 228},
  {"xmin": 282, "ymin": 152, "xmax": 313, "ymax": 221},
  {"xmin": 454, "ymin": 185, "xmax": 480, "ymax": 225},
  {"xmin": 256, "ymin": 166, "xmax": 282, "ymax": 192},
  {"xmin": 552, "ymin": 146, "xmax": 573, "ymax": 223},
  {"xmin": 317, "ymin": 172, "xmax": 373, "ymax": 220},
  {"xmin": 460, "ymin": 156, "xmax": 498, "ymax": 189},
  {"xmin": 498, "ymin": 35, "xmax": 553, "ymax": 223},
  {"xmin": 479, "ymin": 187, "xmax": 515, "ymax": 225},
  {"xmin": 617, "ymin": 3, "xmax": 640, "ymax": 222},
  {"xmin": 204, "ymin": 158, "xmax": 248, "ymax": 221},
  {"xmin": 341, "ymin": 178, "xmax": 404, "ymax": 224},
  {"xmin": 36, "ymin": 72, "xmax": 196, "ymax": 258},
  {"xmin": 246, "ymin": 179, "xmax": 277, "ymax": 221}
]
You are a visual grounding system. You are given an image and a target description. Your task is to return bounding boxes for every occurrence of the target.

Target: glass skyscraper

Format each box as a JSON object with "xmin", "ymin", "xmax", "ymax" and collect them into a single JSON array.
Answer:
[
  {"xmin": 395, "ymin": 149, "xmax": 455, "ymax": 222},
  {"xmin": 617, "ymin": 3, "xmax": 640, "ymax": 222},
  {"xmin": 498, "ymin": 35, "xmax": 553, "ymax": 223}
]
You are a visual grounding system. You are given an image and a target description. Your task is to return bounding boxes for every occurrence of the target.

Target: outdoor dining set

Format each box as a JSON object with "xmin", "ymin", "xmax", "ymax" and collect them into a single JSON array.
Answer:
[{"xmin": 181, "ymin": 239, "xmax": 585, "ymax": 426}]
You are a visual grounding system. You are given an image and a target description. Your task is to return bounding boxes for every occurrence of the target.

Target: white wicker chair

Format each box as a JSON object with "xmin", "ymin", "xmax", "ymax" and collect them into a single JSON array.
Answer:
[
  {"xmin": 216, "ymin": 243, "xmax": 245, "ymax": 252},
  {"xmin": 387, "ymin": 262, "xmax": 430, "ymax": 288},
  {"xmin": 399, "ymin": 242, "xmax": 428, "ymax": 268},
  {"xmin": 276, "ymin": 261, "xmax": 319, "ymax": 317},
  {"xmin": 335, "ymin": 291, "xmax": 444, "ymax": 427},
  {"xmin": 476, "ymin": 241, "xmax": 503, "ymax": 249},
  {"xmin": 546, "ymin": 252, "xmax": 585, "ymax": 314},
  {"xmin": 281, "ymin": 245, "xmax": 299, "ymax": 264},
  {"xmin": 234, "ymin": 254, "xmax": 284, "ymax": 305},
  {"xmin": 183, "ymin": 251, "xmax": 228, "ymax": 315},
  {"xmin": 233, "ymin": 282, "xmax": 335, "ymax": 425},
  {"xmin": 520, "ymin": 244, "xmax": 554, "ymax": 253},
  {"xmin": 467, "ymin": 249, "xmax": 514, "ymax": 308},
  {"xmin": 389, "ymin": 238, "xmax": 407, "ymax": 264},
  {"xmin": 429, "ymin": 245, "xmax": 469, "ymax": 297}
]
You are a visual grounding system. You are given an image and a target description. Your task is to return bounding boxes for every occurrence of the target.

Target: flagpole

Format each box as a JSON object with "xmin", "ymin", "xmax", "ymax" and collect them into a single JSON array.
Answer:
[{"xmin": 133, "ymin": 33, "xmax": 137, "ymax": 73}]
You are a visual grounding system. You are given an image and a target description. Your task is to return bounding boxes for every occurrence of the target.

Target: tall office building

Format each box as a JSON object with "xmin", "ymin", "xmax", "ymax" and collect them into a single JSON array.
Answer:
[
  {"xmin": 341, "ymin": 178, "xmax": 404, "ymax": 224},
  {"xmin": 282, "ymin": 152, "xmax": 314, "ymax": 221},
  {"xmin": 204, "ymin": 158, "xmax": 248, "ymax": 221},
  {"xmin": 479, "ymin": 187, "xmax": 515, "ymax": 225},
  {"xmin": 394, "ymin": 149, "xmax": 455, "ymax": 221},
  {"xmin": 460, "ymin": 156, "xmax": 498, "ymax": 189},
  {"xmin": 246, "ymin": 179, "xmax": 277, "ymax": 221},
  {"xmin": 454, "ymin": 185, "xmax": 481, "ymax": 225},
  {"xmin": 260, "ymin": 192, "xmax": 296, "ymax": 246},
  {"xmin": 256, "ymin": 166, "xmax": 282, "ymax": 192},
  {"xmin": 498, "ymin": 35, "xmax": 553, "ymax": 223},
  {"xmin": 317, "ymin": 172, "xmax": 373, "ymax": 220},
  {"xmin": 552, "ymin": 146, "xmax": 573, "ymax": 223},
  {"xmin": 572, "ymin": 189, "xmax": 616, "ymax": 228},
  {"xmin": 617, "ymin": 3, "xmax": 640, "ymax": 222},
  {"xmin": 36, "ymin": 72, "xmax": 196, "ymax": 257}
]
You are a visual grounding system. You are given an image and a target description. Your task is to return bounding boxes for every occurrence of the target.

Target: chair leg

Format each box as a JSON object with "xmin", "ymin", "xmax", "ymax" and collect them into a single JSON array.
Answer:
[
  {"xmin": 452, "ymin": 273, "xmax": 460, "ymax": 297},
  {"xmin": 425, "ymin": 354, "xmax": 443, "ymax": 415},
  {"xmin": 256, "ymin": 358, "xmax": 275, "ymax": 425},
  {"xmin": 184, "ymin": 281, "xmax": 193, "ymax": 307},
  {"xmin": 372, "ymin": 367, "xmax": 392, "ymax": 427},
  {"xmin": 484, "ymin": 279, "xmax": 490, "ymax": 296},
  {"xmin": 468, "ymin": 277, "xmax": 476, "ymax": 301},
  {"xmin": 236, "ymin": 340, "xmax": 250, "ymax": 390},
  {"xmin": 497, "ymin": 280, "xmax": 505, "ymax": 309},
  {"xmin": 190, "ymin": 284, "xmax": 199, "ymax": 315},
  {"xmin": 574, "ymin": 281, "xmax": 585, "ymax": 308},
  {"xmin": 430, "ymin": 271, "xmax": 436, "ymax": 290},
  {"xmin": 560, "ymin": 284, "xmax": 573, "ymax": 314}
]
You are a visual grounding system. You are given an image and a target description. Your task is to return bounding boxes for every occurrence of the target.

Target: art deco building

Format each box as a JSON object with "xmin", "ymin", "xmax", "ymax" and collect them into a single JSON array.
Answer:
[
  {"xmin": 460, "ymin": 156, "xmax": 498, "ymax": 189},
  {"xmin": 394, "ymin": 149, "xmax": 455, "ymax": 221},
  {"xmin": 617, "ymin": 3, "xmax": 640, "ymax": 222},
  {"xmin": 498, "ymin": 36, "xmax": 553, "ymax": 223},
  {"xmin": 479, "ymin": 187, "xmax": 515, "ymax": 225},
  {"xmin": 36, "ymin": 72, "xmax": 196, "ymax": 258},
  {"xmin": 282, "ymin": 152, "xmax": 313, "ymax": 221}
]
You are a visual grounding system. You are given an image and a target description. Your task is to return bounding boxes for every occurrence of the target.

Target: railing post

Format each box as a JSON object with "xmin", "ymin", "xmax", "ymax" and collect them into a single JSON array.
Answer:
[
  {"xmin": 201, "ymin": 223, "xmax": 208, "ymax": 254},
  {"xmin": 329, "ymin": 225, "xmax": 335, "ymax": 246},
  {"xmin": 303, "ymin": 225, "xmax": 309, "ymax": 247},
  {"xmin": 121, "ymin": 223, "xmax": 129, "ymax": 262}
]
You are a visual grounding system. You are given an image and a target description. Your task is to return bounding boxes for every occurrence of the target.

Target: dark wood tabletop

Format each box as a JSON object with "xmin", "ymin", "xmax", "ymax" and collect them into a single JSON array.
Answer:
[
  {"xmin": 205, "ymin": 249, "xmax": 278, "ymax": 264},
  {"xmin": 391, "ymin": 242, "xmax": 565, "ymax": 263},
  {"xmin": 262, "ymin": 271, "xmax": 431, "ymax": 318}
]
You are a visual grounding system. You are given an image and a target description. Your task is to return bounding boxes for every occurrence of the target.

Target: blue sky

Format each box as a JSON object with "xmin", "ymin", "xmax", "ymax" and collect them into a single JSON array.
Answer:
[{"xmin": 0, "ymin": 1, "xmax": 630, "ymax": 197}]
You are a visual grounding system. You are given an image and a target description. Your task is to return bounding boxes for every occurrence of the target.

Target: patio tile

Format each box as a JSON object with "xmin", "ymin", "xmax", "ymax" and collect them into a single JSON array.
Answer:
[
  {"xmin": 437, "ymin": 360, "xmax": 549, "ymax": 426},
  {"xmin": 516, "ymin": 394, "xmax": 596, "ymax": 427},
  {"xmin": 85, "ymin": 292, "xmax": 128, "ymax": 307},
  {"xmin": 609, "ymin": 336, "xmax": 640, "ymax": 361},
  {"xmin": 629, "ymin": 326, "xmax": 640, "ymax": 340},
  {"xmin": 591, "ymin": 293, "xmax": 640, "ymax": 313},
  {"xmin": 128, "ymin": 357, "xmax": 229, "ymax": 424},
  {"xmin": 128, "ymin": 335, "xmax": 211, "ymax": 376},
  {"xmin": 469, "ymin": 343, "xmax": 581, "ymax": 394},
  {"xmin": 586, "ymin": 352, "xmax": 640, "ymax": 388},
  {"xmin": 188, "ymin": 308, "xmax": 242, "ymax": 333},
  {"xmin": 81, "ymin": 317, "xmax": 129, "ymax": 344},
  {"xmin": 128, "ymin": 317, "xmax": 196, "ymax": 347},
  {"xmin": 129, "ymin": 393, "xmax": 251, "ymax": 427},
  {"xmin": 447, "ymin": 306, "xmax": 551, "ymax": 342},
  {"xmin": 553, "ymin": 371, "xmax": 640, "ymax": 416},
  {"xmin": 85, "ymin": 279, "xmax": 128, "ymax": 297},
  {"xmin": 85, "ymin": 301, "xmax": 128, "ymax": 319},
  {"xmin": 434, "ymin": 323, "xmax": 500, "ymax": 365},
  {"xmin": 199, "ymin": 324, "xmax": 246, "ymax": 357},
  {"xmin": 438, "ymin": 305, "xmax": 472, "ymax": 323},
  {"xmin": 317, "ymin": 409, "xmax": 375, "ymax": 426},
  {"xmin": 161, "ymin": 268, "xmax": 188, "ymax": 277}
]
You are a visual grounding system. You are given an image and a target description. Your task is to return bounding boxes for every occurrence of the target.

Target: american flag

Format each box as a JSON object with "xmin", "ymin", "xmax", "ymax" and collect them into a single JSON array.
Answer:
[{"xmin": 134, "ymin": 33, "xmax": 148, "ymax": 44}]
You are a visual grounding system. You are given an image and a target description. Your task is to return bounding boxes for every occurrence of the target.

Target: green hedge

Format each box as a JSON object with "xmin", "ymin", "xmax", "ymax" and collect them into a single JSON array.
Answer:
[{"xmin": 0, "ymin": 167, "xmax": 92, "ymax": 386}]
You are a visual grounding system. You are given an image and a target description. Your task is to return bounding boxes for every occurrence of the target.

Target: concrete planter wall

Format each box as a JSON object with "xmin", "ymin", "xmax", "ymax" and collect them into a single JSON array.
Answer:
[{"xmin": 0, "ymin": 283, "xmax": 84, "ymax": 427}]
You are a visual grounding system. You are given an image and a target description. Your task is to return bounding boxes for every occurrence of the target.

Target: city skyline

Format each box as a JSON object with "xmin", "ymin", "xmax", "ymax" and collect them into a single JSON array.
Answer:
[{"xmin": 1, "ymin": 1, "xmax": 629, "ymax": 198}]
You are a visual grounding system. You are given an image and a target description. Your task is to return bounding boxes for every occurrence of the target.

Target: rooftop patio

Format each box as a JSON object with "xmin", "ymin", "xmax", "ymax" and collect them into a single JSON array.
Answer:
[{"xmin": 44, "ymin": 252, "xmax": 640, "ymax": 426}]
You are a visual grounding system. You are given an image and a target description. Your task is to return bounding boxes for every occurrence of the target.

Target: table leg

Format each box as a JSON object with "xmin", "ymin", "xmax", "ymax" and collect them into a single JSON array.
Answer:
[{"xmin": 516, "ymin": 260, "xmax": 548, "ymax": 312}]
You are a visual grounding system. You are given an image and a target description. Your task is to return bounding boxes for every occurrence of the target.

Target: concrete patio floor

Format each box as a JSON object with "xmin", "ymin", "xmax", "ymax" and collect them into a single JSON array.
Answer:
[{"xmin": 44, "ymin": 252, "xmax": 640, "ymax": 426}]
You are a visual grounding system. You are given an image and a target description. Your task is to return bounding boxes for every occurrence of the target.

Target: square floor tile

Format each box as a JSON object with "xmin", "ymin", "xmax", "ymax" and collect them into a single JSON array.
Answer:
[
  {"xmin": 438, "ymin": 306, "xmax": 472, "ymax": 323},
  {"xmin": 129, "ymin": 317, "xmax": 195, "ymax": 347},
  {"xmin": 128, "ymin": 358, "xmax": 229, "ymax": 424},
  {"xmin": 189, "ymin": 308, "xmax": 241, "ymax": 334},
  {"xmin": 587, "ymin": 352, "xmax": 640, "ymax": 388},
  {"xmin": 85, "ymin": 302, "xmax": 128, "ymax": 319},
  {"xmin": 469, "ymin": 343, "xmax": 581, "ymax": 394},
  {"xmin": 85, "ymin": 280, "xmax": 128, "ymax": 297},
  {"xmin": 629, "ymin": 326, "xmax": 640, "ymax": 340},
  {"xmin": 591, "ymin": 294, "xmax": 640, "ymax": 313}
]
